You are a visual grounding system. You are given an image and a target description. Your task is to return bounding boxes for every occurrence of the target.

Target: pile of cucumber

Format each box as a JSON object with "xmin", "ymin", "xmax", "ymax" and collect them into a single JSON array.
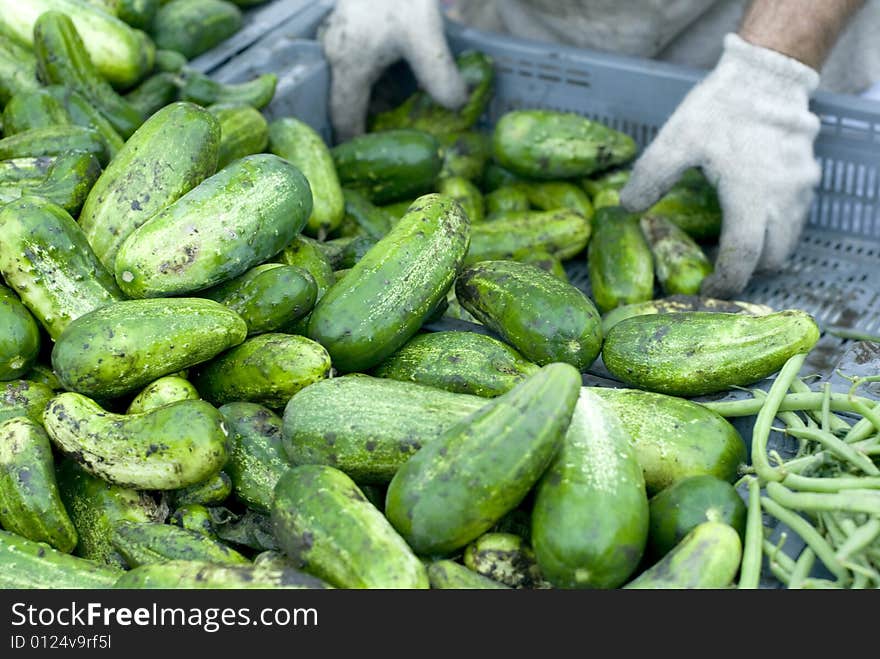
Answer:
[{"xmin": 0, "ymin": 2, "xmax": 842, "ymax": 590}]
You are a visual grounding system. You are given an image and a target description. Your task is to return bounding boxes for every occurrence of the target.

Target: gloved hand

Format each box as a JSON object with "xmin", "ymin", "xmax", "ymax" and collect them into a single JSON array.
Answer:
[
  {"xmin": 320, "ymin": 0, "xmax": 468, "ymax": 142},
  {"xmin": 619, "ymin": 33, "xmax": 822, "ymax": 299}
]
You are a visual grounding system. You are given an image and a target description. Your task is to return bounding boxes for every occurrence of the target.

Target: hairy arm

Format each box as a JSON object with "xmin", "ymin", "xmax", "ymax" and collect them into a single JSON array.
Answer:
[{"xmin": 739, "ymin": 0, "xmax": 866, "ymax": 70}]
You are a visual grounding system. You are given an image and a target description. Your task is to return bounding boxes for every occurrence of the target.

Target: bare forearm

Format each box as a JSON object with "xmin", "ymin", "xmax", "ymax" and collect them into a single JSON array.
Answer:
[{"xmin": 739, "ymin": 0, "xmax": 866, "ymax": 70}]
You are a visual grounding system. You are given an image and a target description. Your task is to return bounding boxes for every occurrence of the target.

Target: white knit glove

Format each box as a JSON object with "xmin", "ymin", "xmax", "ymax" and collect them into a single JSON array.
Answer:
[
  {"xmin": 320, "ymin": 0, "xmax": 468, "ymax": 142},
  {"xmin": 620, "ymin": 34, "xmax": 822, "ymax": 298}
]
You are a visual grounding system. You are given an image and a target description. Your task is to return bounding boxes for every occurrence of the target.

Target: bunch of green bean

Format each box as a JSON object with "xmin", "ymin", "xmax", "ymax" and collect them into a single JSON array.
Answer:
[{"xmin": 702, "ymin": 354, "xmax": 880, "ymax": 589}]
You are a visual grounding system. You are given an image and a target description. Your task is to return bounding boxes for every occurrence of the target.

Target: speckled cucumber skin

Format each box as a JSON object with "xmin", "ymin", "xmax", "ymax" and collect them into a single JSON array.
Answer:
[
  {"xmin": 114, "ymin": 154, "xmax": 312, "ymax": 298},
  {"xmin": 623, "ymin": 521, "xmax": 742, "ymax": 589},
  {"xmin": 44, "ymin": 393, "xmax": 229, "ymax": 490},
  {"xmin": 51, "ymin": 297, "xmax": 247, "ymax": 399},
  {"xmin": 0, "ymin": 417, "xmax": 77, "ymax": 552},
  {"xmin": 0, "ymin": 380, "xmax": 55, "ymax": 426},
  {"xmin": 427, "ymin": 560, "xmax": 510, "ymax": 589},
  {"xmin": 209, "ymin": 102, "xmax": 269, "ymax": 169},
  {"xmin": 456, "ymin": 260, "xmax": 603, "ymax": 371},
  {"xmin": 1, "ymin": 87, "xmax": 70, "ymax": 135},
  {"xmin": 600, "ymin": 295, "xmax": 774, "ymax": 335},
  {"xmin": 520, "ymin": 180, "xmax": 594, "ymax": 218},
  {"xmin": 113, "ymin": 560, "xmax": 332, "ymax": 589},
  {"xmin": 281, "ymin": 375, "xmax": 485, "ymax": 485},
  {"xmin": 126, "ymin": 375, "xmax": 201, "ymax": 414},
  {"xmin": 340, "ymin": 188, "xmax": 394, "ymax": 240},
  {"xmin": 0, "ymin": 125, "xmax": 108, "ymax": 166},
  {"xmin": 56, "ymin": 460, "xmax": 162, "ymax": 567},
  {"xmin": 123, "ymin": 72, "xmax": 179, "ymax": 119},
  {"xmin": 372, "ymin": 330, "xmax": 540, "ymax": 397},
  {"xmin": 0, "ymin": 529, "xmax": 121, "ymax": 589},
  {"xmin": 0, "ymin": 196, "xmax": 121, "ymax": 341},
  {"xmin": 169, "ymin": 471, "xmax": 231, "ymax": 507},
  {"xmin": 438, "ymin": 130, "xmax": 491, "ymax": 181},
  {"xmin": 151, "ymin": 0, "xmax": 242, "ymax": 60},
  {"xmin": 532, "ymin": 388, "xmax": 649, "ymax": 589},
  {"xmin": 602, "ymin": 310, "xmax": 821, "ymax": 397},
  {"xmin": 0, "ymin": 40, "xmax": 39, "ymax": 106},
  {"xmin": 193, "ymin": 333, "xmax": 331, "ymax": 409},
  {"xmin": 0, "ymin": 156, "xmax": 56, "ymax": 183},
  {"xmin": 640, "ymin": 214, "xmax": 713, "ymax": 296},
  {"xmin": 0, "ymin": 285, "xmax": 41, "ymax": 380},
  {"xmin": 179, "ymin": 71, "xmax": 278, "ymax": 110},
  {"xmin": 269, "ymin": 117, "xmax": 344, "ymax": 237},
  {"xmin": 8, "ymin": 151, "xmax": 103, "ymax": 217},
  {"xmin": 79, "ymin": 102, "xmax": 221, "ymax": 272},
  {"xmin": 493, "ymin": 110, "xmax": 636, "ymax": 179},
  {"xmin": 272, "ymin": 465, "xmax": 429, "ymax": 589},
  {"xmin": 588, "ymin": 206, "xmax": 655, "ymax": 314},
  {"xmin": 201, "ymin": 263, "xmax": 317, "ymax": 336},
  {"xmin": 307, "ymin": 193, "xmax": 470, "ymax": 373},
  {"xmin": 587, "ymin": 387, "xmax": 747, "ymax": 495},
  {"xmin": 438, "ymin": 176, "xmax": 484, "ymax": 224},
  {"xmin": 110, "ymin": 521, "xmax": 249, "ymax": 567},
  {"xmin": 647, "ymin": 168, "xmax": 722, "ymax": 242},
  {"xmin": 485, "ymin": 185, "xmax": 530, "ymax": 215},
  {"xmin": 279, "ymin": 236, "xmax": 336, "ymax": 303},
  {"xmin": 463, "ymin": 532, "xmax": 550, "ymax": 589},
  {"xmin": 466, "ymin": 209, "xmax": 590, "ymax": 265},
  {"xmin": 385, "ymin": 363, "xmax": 581, "ymax": 556},
  {"xmin": 44, "ymin": 85, "xmax": 125, "ymax": 157},
  {"xmin": 331, "ymin": 129, "xmax": 442, "ymax": 205}
]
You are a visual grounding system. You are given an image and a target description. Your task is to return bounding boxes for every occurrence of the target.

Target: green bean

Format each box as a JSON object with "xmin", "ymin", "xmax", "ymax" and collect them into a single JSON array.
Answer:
[
  {"xmin": 738, "ymin": 477, "xmax": 764, "ymax": 589},
  {"xmin": 760, "ymin": 496, "xmax": 848, "ymax": 582},
  {"xmin": 762, "ymin": 538, "xmax": 796, "ymax": 574},
  {"xmin": 767, "ymin": 481, "xmax": 880, "ymax": 516},
  {"xmin": 840, "ymin": 560, "xmax": 880, "ymax": 586},
  {"xmin": 702, "ymin": 392, "xmax": 877, "ymax": 419},
  {"xmin": 782, "ymin": 474, "xmax": 880, "ymax": 493},
  {"xmin": 845, "ymin": 417, "xmax": 876, "ymax": 444},
  {"xmin": 821, "ymin": 383, "xmax": 832, "ymax": 433},
  {"xmin": 783, "ymin": 427, "xmax": 879, "ymax": 476},
  {"xmin": 766, "ymin": 559, "xmax": 792, "ymax": 586},
  {"xmin": 835, "ymin": 518, "xmax": 880, "ymax": 561},
  {"xmin": 787, "ymin": 547, "xmax": 815, "ymax": 589},
  {"xmin": 790, "ymin": 378, "xmax": 851, "ymax": 433},
  {"xmin": 800, "ymin": 578, "xmax": 844, "ymax": 589}
]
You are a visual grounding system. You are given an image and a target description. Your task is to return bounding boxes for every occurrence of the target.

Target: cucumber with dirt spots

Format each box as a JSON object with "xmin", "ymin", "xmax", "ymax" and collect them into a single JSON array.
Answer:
[
  {"xmin": 152, "ymin": 0, "xmax": 243, "ymax": 60},
  {"xmin": 463, "ymin": 532, "xmax": 551, "ymax": 589},
  {"xmin": 51, "ymin": 297, "xmax": 246, "ymax": 399},
  {"xmin": 79, "ymin": 102, "xmax": 221, "ymax": 272},
  {"xmin": 0, "ymin": 528, "xmax": 121, "ymax": 589},
  {"xmin": 385, "ymin": 362, "xmax": 581, "ymax": 556},
  {"xmin": 0, "ymin": 417, "xmax": 77, "ymax": 552},
  {"xmin": 268, "ymin": 116, "xmax": 344, "ymax": 238},
  {"xmin": 123, "ymin": 72, "xmax": 179, "ymax": 119},
  {"xmin": 0, "ymin": 156, "xmax": 56, "ymax": 184},
  {"xmin": 169, "ymin": 504, "xmax": 215, "ymax": 536},
  {"xmin": 438, "ymin": 175, "xmax": 484, "ymax": 224},
  {"xmin": 192, "ymin": 333, "xmax": 331, "ymax": 409},
  {"xmin": 201, "ymin": 263, "xmax": 317, "ymax": 336},
  {"xmin": 0, "ymin": 196, "xmax": 122, "ymax": 341},
  {"xmin": 179, "ymin": 69, "xmax": 278, "ymax": 110},
  {"xmin": 0, "ymin": 285, "xmax": 41, "ymax": 381},
  {"xmin": 516, "ymin": 250, "xmax": 568, "ymax": 282},
  {"xmin": 307, "ymin": 192, "xmax": 470, "ymax": 373},
  {"xmin": 21, "ymin": 365, "xmax": 64, "ymax": 392},
  {"xmin": 44, "ymin": 393, "xmax": 229, "ymax": 490},
  {"xmin": 0, "ymin": 380, "xmax": 55, "ymax": 426},
  {"xmin": 331, "ymin": 129, "xmax": 442, "ymax": 205},
  {"xmin": 623, "ymin": 521, "xmax": 742, "ymax": 589},
  {"xmin": 126, "ymin": 375, "xmax": 201, "ymax": 414},
  {"xmin": 531, "ymin": 388, "xmax": 649, "ymax": 589},
  {"xmin": 466, "ymin": 208, "xmax": 590, "ymax": 265},
  {"xmin": 0, "ymin": 39, "xmax": 39, "ymax": 106},
  {"xmin": 209, "ymin": 102, "xmax": 269, "ymax": 169},
  {"xmin": 271, "ymin": 465, "xmax": 429, "ymax": 589},
  {"xmin": 520, "ymin": 180, "xmax": 594, "ymax": 218},
  {"xmin": 588, "ymin": 205, "xmax": 655, "ymax": 314},
  {"xmin": 438, "ymin": 130, "xmax": 491, "ymax": 181},
  {"xmin": 0, "ymin": 151, "xmax": 103, "ymax": 216},
  {"xmin": 44, "ymin": 85, "xmax": 126, "ymax": 157},
  {"xmin": 601, "ymin": 310, "xmax": 821, "ymax": 397},
  {"xmin": 169, "ymin": 471, "xmax": 231, "ymax": 507},
  {"xmin": 1, "ymin": 88, "xmax": 71, "ymax": 135},
  {"xmin": 485, "ymin": 185, "xmax": 530, "ymax": 216},
  {"xmin": 587, "ymin": 387, "xmax": 748, "ymax": 494},
  {"xmin": 371, "ymin": 330, "xmax": 540, "ymax": 397},
  {"xmin": 456, "ymin": 260, "xmax": 603, "ymax": 371},
  {"xmin": 110, "ymin": 520, "xmax": 249, "ymax": 567},
  {"xmin": 427, "ymin": 559, "xmax": 511, "ymax": 589},
  {"xmin": 646, "ymin": 168, "xmax": 722, "ymax": 242},
  {"xmin": 600, "ymin": 295, "xmax": 774, "ymax": 335},
  {"xmin": 0, "ymin": 125, "xmax": 109, "ymax": 164},
  {"xmin": 493, "ymin": 110, "xmax": 636, "ymax": 179},
  {"xmin": 113, "ymin": 559, "xmax": 332, "ymax": 589},
  {"xmin": 640, "ymin": 213, "xmax": 713, "ymax": 296},
  {"xmin": 219, "ymin": 402, "xmax": 289, "ymax": 513},
  {"xmin": 114, "ymin": 153, "xmax": 311, "ymax": 298},
  {"xmin": 281, "ymin": 374, "xmax": 486, "ymax": 485}
]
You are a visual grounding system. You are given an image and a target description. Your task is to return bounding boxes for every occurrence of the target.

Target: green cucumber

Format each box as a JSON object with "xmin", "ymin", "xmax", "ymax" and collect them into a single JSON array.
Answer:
[
  {"xmin": 219, "ymin": 402, "xmax": 289, "ymax": 514},
  {"xmin": 1, "ymin": 88, "xmax": 71, "ymax": 135},
  {"xmin": 152, "ymin": 0, "xmax": 243, "ymax": 60},
  {"xmin": 0, "ymin": 151, "xmax": 103, "ymax": 216},
  {"xmin": 0, "ymin": 285, "xmax": 41, "ymax": 381},
  {"xmin": 278, "ymin": 236, "xmax": 336, "ymax": 303},
  {"xmin": 20, "ymin": 365, "xmax": 64, "ymax": 392},
  {"xmin": 79, "ymin": 101, "xmax": 221, "ymax": 272},
  {"xmin": 516, "ymin": 250, "xmax": 568, "ymax": 282},
  {"xmin": 600, "ymin": 295, "xmax": 774, "ymax": 335},
  {"xmin": 481, "ymin": 162, "xmax": 525, "ymax": 192},
  {"xmin": 385, "ymin": 362, "xmax": 581, "ymax": 556},
  {"xmin": 281, "ymin": 374, "xmax": 486, "ymax": 484},
  {"xmin": 466, "ymin": 209, "xmax": 590, "ymax": 265},
  {"xmin": 531, "ymin": 388, "xmax": 649, "ymax": 589},
  {"xmin": 209, "ymin": 507, "xmax": 279, "ymax": 552},
  {"xmin": 179, "ymin": 69, "xmax": 277, "ymax": 110},
  {"xmin": 106, "ymin": 0, "xmax": 160, "ymax": 31},
  {"xmin": 485, "ymin": 185, "xmax": 530, "ymax": 216},
  {"xmin": 0, "ymin": 528, "xmax": 121, "ymax": 588},
  {"xmin": 427, "ymin": 559, "xmax": 510, "ymax": 589},
  {"xmin": 154, "ymin": 49, "xmax": 187, "ymax": 73},
  {"xmin": 269, "ymin": 116, "xmax": 344, "ymax": 238},
  {"xmin": 169, "ymin": 503, "xmax": 215, "ymax": 536},
  {"xmin": 201, "ymin": 263, "xmax": 317, "ymax": 336},
  {"xmin": 110, "ymin": 520, "xmax": 248, "ymax": 567},
  {"xmin": 379, "ymin": 199, "xmax": 415, "ymax": 221},
  {"xmin": 640, "ymin": 214, "xmax": 713, "ymax": 296},
  {"xmin": 0, "ymin": 125, "xmax": 109, "ymax": 164},
  {"xmin": 169, "ymin": 471, "xmax": 231, "ymax": 507},
  {"xmin": 371, "ymin": 330, "xmax": 540, "ymax": 397},
  {"xmin": 51, "ymin": 297, "xmax": 247, "ymax": 399},
  {"xmin": 602, "ymin": 310, "xmax": 821, "ymax": 396},
  {"xmin": 44, "ymin": 393, "xmax": 229, "ymax": 490},
  {"xmin": 115, "ymin": 154, "xmax": 311, "ymax": 298},
  {"xmin": 43, "ymin": 85, "xmax": 126, "ymax": 157},
  {"xmin": 0, "ymin": 39, "xmax": 39, "ymax": 106},
  {"xmin": 0, "ymin": 417, "xmax": 77, "ymax": 552},
  {"xmin": 33, "ymin": 11, "xmax": 144, "ymax": 138},
  {"xmin": 0, "ymin": 156, "xmax": 56, "ymax": 183},
  {"xmin": 438, "ymin": 175, "xmax": 484, "ymax": 224},
  {"xmin": 623, "ymin": 521, "xmax": 742, "ymax": 589},
  {"xmin": 0, "ymin": 380, "xmax": 55, "ymax": 426},
  {"xmin": 456, "ymin": 260, "xmax": 603, "ymax": 371},
  {"xmin": 520, "ymin": 180, "xmax": 594, "ymax": 218},
  {"xmin": 0, "ymin": 196, "xmax": 121, "ymax": 341},
  {"xmin": 126, "ymin": 375, "xmax": 201, "ymax": 414},
  {"xmin": 114, "ymin": 559, "xmax": 331, "ymax": 589},
  {"xmin": 587, "ymin": 387, "xmax": 748, "ymax": 494},
  {"xmin": 493, "ymin": 110, "xmax": 636, "ymax": 179},
  {"xmin": 331, "ymin": 129, "xmax": 442, "ymax": 205},
  {"xmin": 647, "ymin": 168, "xmax": 722, "ymax": 242},
  {"xmin": 209, "ymin": 102, "xmax": 269, "ymax": 170},
  {"xmin": 463, "ymin": 532, "xmax": 551, "ymax": 589},
  {"xmin": 307, "ymin": 193, "xmax": 470, "ymax": 373},
  {"xmin": 582, "ymin": 168, "xmax": 631, "ymax": 197},
  {"xmin": 271, "ymin": 465, "xmax": 429, "ymax": 589},
  {"xmin": 438, "ymin": 130, "xmax": 491, "ymax": 181},
  {"xmin": 122, "ymin": 71, "xmax": 180, "ymax": 119},
  {"xmin": 192, "ymin": 333, "xmax": 331, "ymax": 409},
  {"xmin": 340, "ymin": 188, "xmax": 394, "ymax": 240},
  {"xmin": 588, "ymin": 205, "xmax": 655, "ymax": 314},
  {"xmin": 647, "ymin": 474, "xmax": 747, "ymax": 558}
]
